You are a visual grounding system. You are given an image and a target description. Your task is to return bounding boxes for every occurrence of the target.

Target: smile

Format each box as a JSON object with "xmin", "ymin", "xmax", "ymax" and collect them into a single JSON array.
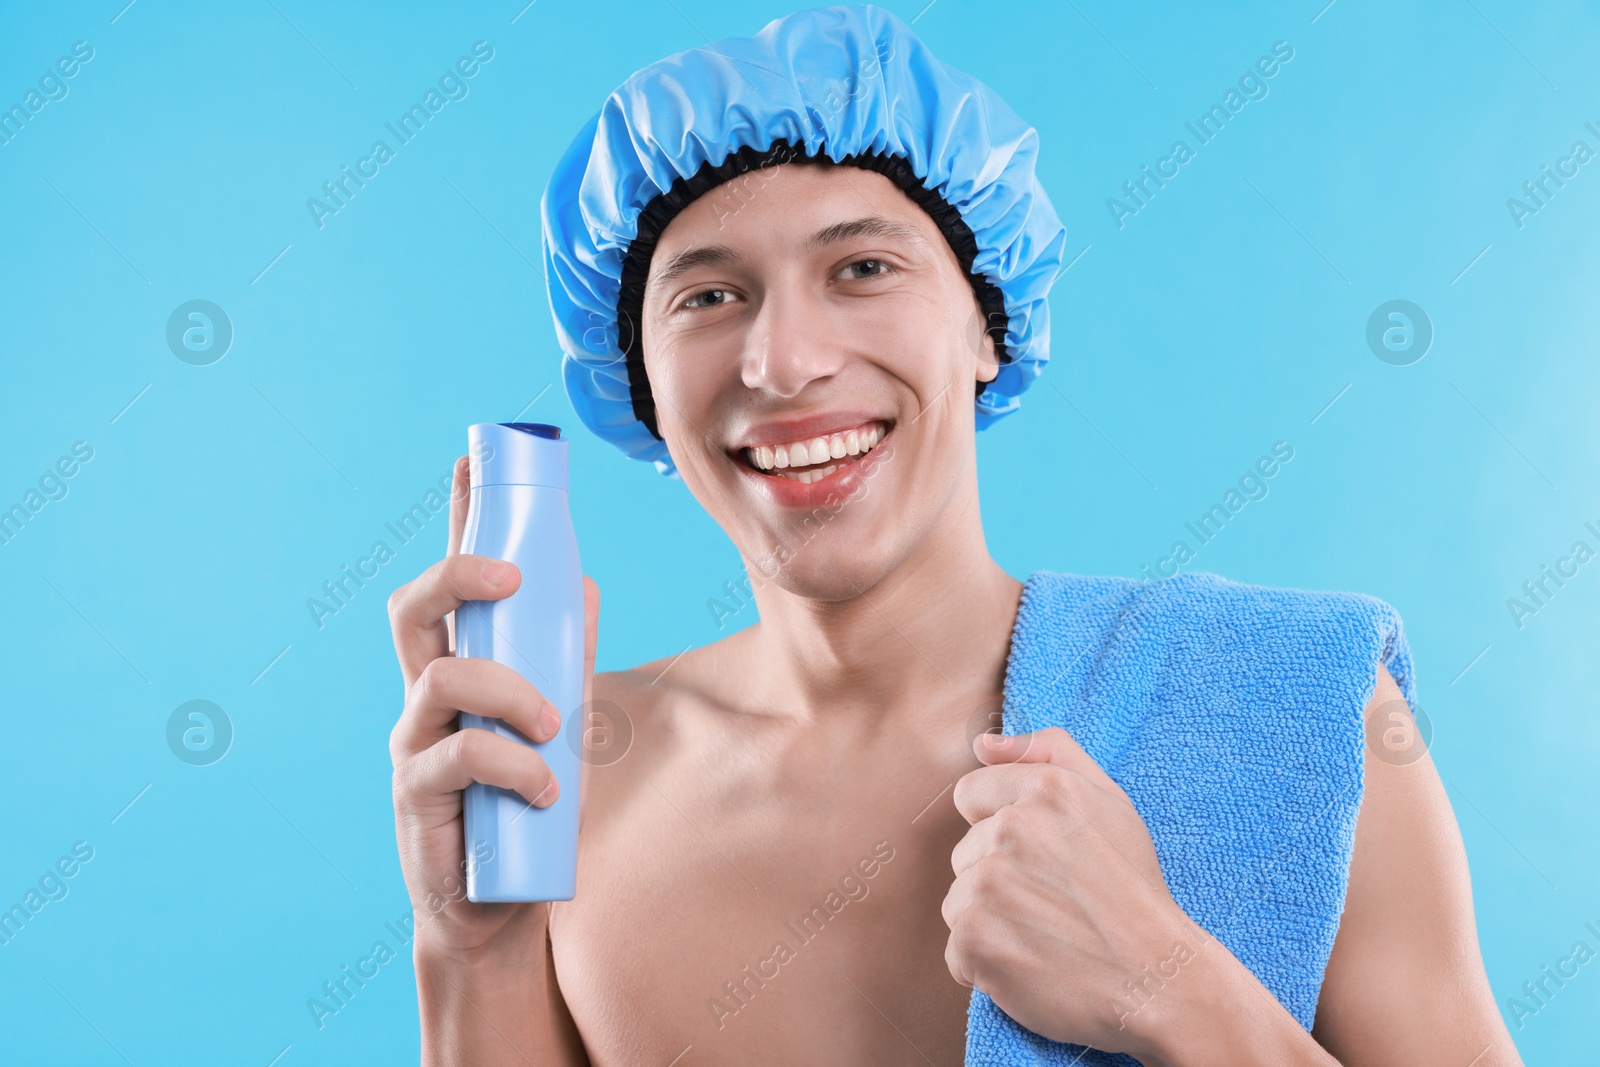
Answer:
[{"xmin": 742, "ymin": 420, "xmax": 891, "ymax": 484}]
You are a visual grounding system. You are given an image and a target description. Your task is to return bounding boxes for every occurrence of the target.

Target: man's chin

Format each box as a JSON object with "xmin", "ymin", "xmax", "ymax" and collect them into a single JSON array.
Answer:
[{"xmin": 748, "ymin": 553, "xmax": 898, "ymax": 605}]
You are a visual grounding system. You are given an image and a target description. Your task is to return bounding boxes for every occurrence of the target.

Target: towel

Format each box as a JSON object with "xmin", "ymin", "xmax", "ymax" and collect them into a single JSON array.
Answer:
[{"xmin": 965, "ymin": 569, "xmax": 1417, "ymax": 1066}]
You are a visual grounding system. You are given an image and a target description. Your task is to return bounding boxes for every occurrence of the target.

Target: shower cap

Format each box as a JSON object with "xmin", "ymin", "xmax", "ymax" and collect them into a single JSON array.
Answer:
[{"xmin": 539, "ymin": 2, "xmax": 1068, "ymax": 479}]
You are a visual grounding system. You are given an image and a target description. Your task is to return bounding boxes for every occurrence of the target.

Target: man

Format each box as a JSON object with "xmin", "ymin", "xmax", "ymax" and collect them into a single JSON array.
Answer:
[{"xmin": 387, "ymin": 6, "xmax": 1518, "ymax": 1064}]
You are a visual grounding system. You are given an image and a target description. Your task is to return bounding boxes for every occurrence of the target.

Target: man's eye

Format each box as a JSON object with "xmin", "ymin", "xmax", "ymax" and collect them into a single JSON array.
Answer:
[
  {"xmin": 683, "ymin": 289, "xmax": 737, "ymax": 310},
  {"xmin": 840, "ymin": 259, "xmax": 892, "ymax": 280}
]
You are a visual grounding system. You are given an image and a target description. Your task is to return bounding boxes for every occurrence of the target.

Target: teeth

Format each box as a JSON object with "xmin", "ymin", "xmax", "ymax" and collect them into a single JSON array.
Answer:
[
  {"xmin": 744, "ymin": 421, "xmax": 888, "ymax": 473},
  {"xmin": 774, "ymin": 463, "xmax": 839, "ymax": 484}
]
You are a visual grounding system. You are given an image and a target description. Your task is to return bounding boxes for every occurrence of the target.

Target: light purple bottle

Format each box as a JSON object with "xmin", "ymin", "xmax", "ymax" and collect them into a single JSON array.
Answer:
[{"xmin": 455, "ymin": 422, "xmax": 584, "ymax": 902}]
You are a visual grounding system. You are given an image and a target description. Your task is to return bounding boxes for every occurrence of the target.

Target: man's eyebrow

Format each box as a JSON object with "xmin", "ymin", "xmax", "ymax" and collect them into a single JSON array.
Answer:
[
  {"xmin": 648, "ymin": 216, "xmax": 926, "ymax": 292},
  {"xmin": 650, "ymin": 245, "xmax": 742, "ymax": 290},
  {"xmin": 803, "ymin": 215, "xmax": 927, "ymax": 253}
]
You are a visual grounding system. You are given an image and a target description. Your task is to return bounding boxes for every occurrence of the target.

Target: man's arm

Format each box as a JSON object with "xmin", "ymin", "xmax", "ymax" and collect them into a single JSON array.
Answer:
[
  {"xmin": 415, "ymin": 904, "xmax": 591, "ymax": 1066},
  {"xmin": 1310, "ymin": 662, "xmax": 1521, "ymax": 1065}
]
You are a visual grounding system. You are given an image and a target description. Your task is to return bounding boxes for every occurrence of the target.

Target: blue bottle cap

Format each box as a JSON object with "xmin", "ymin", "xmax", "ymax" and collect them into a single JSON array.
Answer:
[{"xmin": 468, "ymin": 422, "xmax": 568, "ymax": 490}]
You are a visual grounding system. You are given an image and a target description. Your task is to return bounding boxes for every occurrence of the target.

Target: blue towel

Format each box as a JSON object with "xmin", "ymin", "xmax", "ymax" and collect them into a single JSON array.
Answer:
[{"xmin": 966, "ymin": 569, "xmax": 1417, "ymax": 1066}]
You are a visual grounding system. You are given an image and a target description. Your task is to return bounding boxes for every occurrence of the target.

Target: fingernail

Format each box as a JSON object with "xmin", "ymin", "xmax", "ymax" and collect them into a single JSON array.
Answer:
[
  {"xmin": 540, "ymin": 701, "xmax": 562, "ymax": 738},
  {"xmin": 981, "ymin": 733, "xmax": 1010, "ymax": 749},
  {"xmin": 485, "ymin": 560, "xmax": 514, "ymax": 589},
  {"xmin": 532, "ymin": 780, "xmax": 559, "ymax": 807}
]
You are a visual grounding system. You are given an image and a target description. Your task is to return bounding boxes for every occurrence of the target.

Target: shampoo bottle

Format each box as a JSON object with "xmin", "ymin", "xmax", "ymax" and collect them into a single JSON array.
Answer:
[{"xmin": 455, "ymin": 422, "xmax": 584, "ymax": 901}]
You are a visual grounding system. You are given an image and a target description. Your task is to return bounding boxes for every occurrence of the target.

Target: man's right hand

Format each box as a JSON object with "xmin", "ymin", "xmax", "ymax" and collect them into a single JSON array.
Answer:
[{"xmin": 386, "ymin": 452, "xmax": 601, "ymax": 963}]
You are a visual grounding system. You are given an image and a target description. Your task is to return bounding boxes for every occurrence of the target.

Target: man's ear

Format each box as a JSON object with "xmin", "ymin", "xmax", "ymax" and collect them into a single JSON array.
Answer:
[
  {"xmin": 972, "ymin": 306, "xmax": 1001, "ymax": 384},
  {"xmin": 977, "ymin": 332, "xmax": 999, "ymax": 384}
]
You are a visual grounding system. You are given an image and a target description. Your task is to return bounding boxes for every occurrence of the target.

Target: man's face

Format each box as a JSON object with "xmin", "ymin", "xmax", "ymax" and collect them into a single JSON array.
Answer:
[{"xmin": 640, "ymin": 160, "xmax": 999, "ymax": 599}]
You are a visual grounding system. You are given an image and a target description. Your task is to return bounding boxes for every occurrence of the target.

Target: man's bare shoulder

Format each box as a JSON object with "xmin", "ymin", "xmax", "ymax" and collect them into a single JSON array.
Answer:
[
  {"xmin": 586, "ymin": 626, "xmax": 761, "ymax": 780},
  {"xmin": 593, "ymin": 625, "xmax": 752, "ymax": 716},
  {"xmin": 1310, "ymin": 662, "xmax": 1521, "ymax": 1064}
]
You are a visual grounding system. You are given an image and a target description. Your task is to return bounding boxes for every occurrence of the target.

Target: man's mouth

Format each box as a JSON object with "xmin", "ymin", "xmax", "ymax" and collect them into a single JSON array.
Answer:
[{"xmin": 740, "ymin": 419, "xmax": 893, "ymax": 484}]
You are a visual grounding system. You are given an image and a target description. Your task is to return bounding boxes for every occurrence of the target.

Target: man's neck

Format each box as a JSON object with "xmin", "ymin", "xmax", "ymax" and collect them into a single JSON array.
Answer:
[{"xmin": 736, "ymin": 493, "xmax": 1023, "ymax": 732}]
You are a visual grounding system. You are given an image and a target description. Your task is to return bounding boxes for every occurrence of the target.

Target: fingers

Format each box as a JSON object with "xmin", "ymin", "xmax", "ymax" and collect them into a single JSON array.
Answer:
[
  {"xmin": 972, "ymin": 727, "xmax": 1128, "ymax": 801},
  {"xmin": 939, "ymin": 856, "xmax": 981, "ymax": 931},
  {"xmin": 400, "ymin": 726, "xmax": 561, "ymax": 811},
  {"xmin": 951, "ymin": 762, "xmax": 1166, "ymax": 890},
  {"xmin": 392, "ymin": 655, "xmax": 558, "ymax": 761},
  {"xmin": 582, "ymin": 574, "xmax": 600, "ymax": 692},
  {"xmin": 954, "ymin": 761, "xmax": 1102, "ymax": 825},
  {"xmin": 443, "ymin": 454, "xmax": 470, "ymax": 655},
  {"xmin": 576, "ymin": 574, "xmax": 600, "ymax": 820},
  {"xmin": 388, "ymin": 553, "xmax": 522, "ymax": 688},
  {"xmin": 953, "ymin": 763, "xmax": 1043, "ymax": 825},
  {"xmin": 949, "ymin": 815, "xmax": 996, "ymax": 880},
  {"xmin": 446, "ymin": 454, "xmax": 470, "ymax": 558}
]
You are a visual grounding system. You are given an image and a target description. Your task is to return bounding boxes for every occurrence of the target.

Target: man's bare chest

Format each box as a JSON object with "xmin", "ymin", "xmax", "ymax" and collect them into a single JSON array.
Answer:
[{"xmin": 550, "ymin": 743, "xmax": 978, "ymax": 1066}]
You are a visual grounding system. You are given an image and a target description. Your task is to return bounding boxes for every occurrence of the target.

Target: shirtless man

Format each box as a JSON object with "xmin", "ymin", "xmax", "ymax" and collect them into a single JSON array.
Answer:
[{"xmin": 386, "ymin": 149, "xmax": 1519, "ymax": 1065}]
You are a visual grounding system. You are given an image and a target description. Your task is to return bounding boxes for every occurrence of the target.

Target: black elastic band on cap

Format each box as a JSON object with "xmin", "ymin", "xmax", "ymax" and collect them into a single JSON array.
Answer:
[{"xmin": 614, "ymin": 138, "xmax": 1012, "ymax": 442}]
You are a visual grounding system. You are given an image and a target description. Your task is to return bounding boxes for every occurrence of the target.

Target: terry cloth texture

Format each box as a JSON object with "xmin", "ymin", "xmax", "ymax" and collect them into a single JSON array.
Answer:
[
  {"xmin": 967, "ymin": 569, "xmax": 1417, "ymax": 1066},
  {"xmin": 540, "ymin": 3, "xmax": 1069, "ymax": 479}
]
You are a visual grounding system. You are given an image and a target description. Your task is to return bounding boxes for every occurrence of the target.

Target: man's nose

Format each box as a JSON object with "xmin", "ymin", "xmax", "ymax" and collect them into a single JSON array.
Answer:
[{"xmin": 740, "ymin": 280, "xmax": 847, "ymax": 398}]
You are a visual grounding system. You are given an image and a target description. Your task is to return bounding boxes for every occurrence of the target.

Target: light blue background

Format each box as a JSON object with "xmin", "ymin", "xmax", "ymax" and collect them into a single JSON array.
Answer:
[{"xmin": 2, "ymin": 1, "xmax": 1595, "ymax": 1063}]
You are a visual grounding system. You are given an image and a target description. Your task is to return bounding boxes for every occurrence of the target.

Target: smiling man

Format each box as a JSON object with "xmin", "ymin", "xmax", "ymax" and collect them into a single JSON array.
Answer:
[{"xmin": 386, "ymin": 6, "xmax": 1520, "ymax": 1066}]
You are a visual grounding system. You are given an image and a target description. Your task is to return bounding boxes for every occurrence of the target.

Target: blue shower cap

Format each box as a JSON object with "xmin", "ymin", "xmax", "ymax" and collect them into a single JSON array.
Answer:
[{"xmin": 539, "ymin": 3, "xmax": 1068, "ymax": 480}]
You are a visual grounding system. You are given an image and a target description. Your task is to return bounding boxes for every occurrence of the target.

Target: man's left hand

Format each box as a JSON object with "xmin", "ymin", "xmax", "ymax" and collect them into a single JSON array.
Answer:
[{"xmin": 942, "ymin": 726, "xmax": 1206, "ymax": 1057}]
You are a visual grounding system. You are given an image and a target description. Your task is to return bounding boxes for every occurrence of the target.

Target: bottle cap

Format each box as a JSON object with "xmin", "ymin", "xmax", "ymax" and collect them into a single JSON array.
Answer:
[{"xmin": 468, "ymin": 422, "xmax": 568, "ymax": 490}]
